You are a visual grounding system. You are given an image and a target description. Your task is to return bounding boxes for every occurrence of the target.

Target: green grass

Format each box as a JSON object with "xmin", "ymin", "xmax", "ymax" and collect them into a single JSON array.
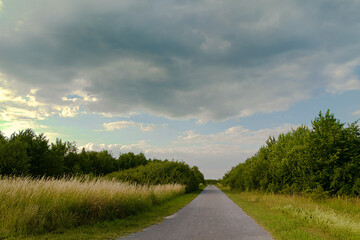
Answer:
[
  {"xmin": 0, "ymin": 176, "xmax": 188, "ymax": 239},
  {"xmin": 18, "ymin": 187, "xmax": 204, "ymax": 240},
  {"xmin": 220, "ymin": 186, "xmax": 360, "ymax": 240}
]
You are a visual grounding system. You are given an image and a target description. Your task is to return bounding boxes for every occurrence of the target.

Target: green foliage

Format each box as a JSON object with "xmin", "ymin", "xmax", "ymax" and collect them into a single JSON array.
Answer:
[
  {"xmin": 107, "ymin": 160, "xmax": 204, "ymax": 193},
  {"xmin": 117, "ymin": 152, "xmax": 148, "ymax": 170},
  {"xmin": 205, "ymin": 179, "xmax": 220, "ymax": 185},
  {"xmin": 0, "ymin": 129, "xmax": 149, "ymax": 177},
  {"xmin": 0, "ymin": 129, "xmax": 204, "ymax": 193},
  {"xmin": 223, "ymin": 110, "xmax": 360, "ymax": 196},
  {"xmin": 0, "ymin": 135, "xmax": 30, "ymax": 175}
]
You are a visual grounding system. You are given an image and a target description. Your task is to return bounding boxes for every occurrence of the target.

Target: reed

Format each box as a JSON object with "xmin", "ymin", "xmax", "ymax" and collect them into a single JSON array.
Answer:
[{"xmin": 0, "ymin": 176, "xmax": 184, "ymax": 238}]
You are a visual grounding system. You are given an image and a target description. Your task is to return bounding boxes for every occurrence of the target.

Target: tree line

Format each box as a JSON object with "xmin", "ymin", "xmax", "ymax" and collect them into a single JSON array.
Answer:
[
  {"xmin": 0, "ymin": 129, "xmax": 204, "ymax": 192},
  {"xmin": 222, "ymin": 110, "xmax": 360, "ymax": 196},
  {"xmin": 0, "ymin": 129, "xmax": 149, "ymax": 176}
]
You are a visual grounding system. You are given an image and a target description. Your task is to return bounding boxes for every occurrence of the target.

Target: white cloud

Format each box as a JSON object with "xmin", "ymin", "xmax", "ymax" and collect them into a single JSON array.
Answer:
[
  {"xmin": 102, "ymin": 120, "xmax": 156, "ymax": 132},
  {"xmin": 0, "ymin": 120, "xmax": 48, "ymax": 138},
  {"xmin": 175, "ymin": 123, "xmax": 297, "ymax": 146},
  {"xmin": 0, "ymin": 74, "xmax": 96, "ymax": 121},
  {"xmin": 56, "ymin": 106, "xmax": 80, "ymax": 118},
  {"xmin": 325, "ymin": 58, "xmax": 360, "ymax": 94},
  {"xmin": 0, "ymin": 106, "xmax": 50, "ymax": 121},
  {"xmin": 352, "ymin": 110, "xmax": 360, "ymax": 116},
  {"xmin": 200, "ymin": 35, "xmax": 231, "ymax": 54},
  {"xmin": 0, "ymin": 80, "xmax": 51, "ymax": 121},
  {"xmin": 119, "ymin": 140, "xmax": 150, "ymax": 152},
  {"xmin": 153, "ymin": 123, "xmax": 299, "ymax": 178},
  {"xmin": 81, "ymin": 140, "xmax": 150, "ymax": 156},
  {"xmin": 139, "ymin": 124, "xmax": 156, "ymax": 132},
  {"xmin": 103, "ymin": 121, "xmax": 137, "ymax": 131},
  {"xmin": 82, "ymin": 123, "xmax": 297, "ymax": 178},
  {"xmin": 80, "ymin": 140, "xmax": 257, "ymax": 179},
  {"xmin": 99, "ymin": 111, "xmax": 140, "ymax": 118}
]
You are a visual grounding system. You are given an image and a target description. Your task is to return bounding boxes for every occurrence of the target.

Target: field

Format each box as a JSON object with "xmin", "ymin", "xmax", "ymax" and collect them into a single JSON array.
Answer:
[
  {"xmin": 222, "ymin": 188, "xmax": 360, "ymax": 240},
  {"xmin": 0, "ymin": 176, "xmax": 185, "ymax": 239}
]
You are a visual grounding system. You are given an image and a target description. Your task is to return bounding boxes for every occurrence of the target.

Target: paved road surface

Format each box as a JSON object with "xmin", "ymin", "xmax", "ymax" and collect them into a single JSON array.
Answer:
[{"xmin": 119, "ymin": 185, "xmax": 273, "ymax": 240}]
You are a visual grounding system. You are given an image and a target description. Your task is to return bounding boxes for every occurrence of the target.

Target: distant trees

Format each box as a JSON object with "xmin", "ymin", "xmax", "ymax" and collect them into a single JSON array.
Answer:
[
  {"xmin": 0, "ymin": 134, "xmax": 147, "ymax": 176},
  {"xmin": 0, "ymin": 128, "xmax": 204, "ymax": 192},
  {"xmin": 222, "ymin": 110, "xmax": 360, "ymax": 196},
  {"xmin": 205, "ymin": 179, "xmax": 220, "ymax": 185},
  {"xmin": 117, "ymin": 152, "xmax": 148, "ymax": 170},
  {"xmin": 0, "ymin": 132, "xmax": 29, "ymax": 175},
  {"xmin": 0, "ymin": 129, "xmax": 142, "ymax": 176}
]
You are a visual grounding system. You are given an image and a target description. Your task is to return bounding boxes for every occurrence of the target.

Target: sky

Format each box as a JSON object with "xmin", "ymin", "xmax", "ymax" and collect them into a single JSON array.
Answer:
[{"xmin": 0, "ymin": 0, "xmax": 360, "ymax": 179}]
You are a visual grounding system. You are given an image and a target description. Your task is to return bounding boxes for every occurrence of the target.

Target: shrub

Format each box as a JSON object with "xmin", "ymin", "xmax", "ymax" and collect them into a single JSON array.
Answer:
[{"xmin": 107, "ymin": 160, "xmax": 204, "ymax": 193}]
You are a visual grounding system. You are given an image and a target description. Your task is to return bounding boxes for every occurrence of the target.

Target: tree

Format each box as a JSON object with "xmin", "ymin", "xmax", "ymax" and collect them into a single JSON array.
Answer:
[
  {"xmin": 222, "ymin": 110, "xmax": 360, "ymax": 196},
  {"xmin": 0, "ymin": 137, "xmax": 30, "ymax": 175},
  {"xmin": 93, "ymin": 150, "xmax": 115, "ymax": 175}
]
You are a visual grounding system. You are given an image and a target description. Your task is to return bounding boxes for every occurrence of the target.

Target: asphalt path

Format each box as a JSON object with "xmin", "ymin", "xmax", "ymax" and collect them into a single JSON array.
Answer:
[{"xmin": 119, "ymin": 185, "xmax": 273, "ymax": 240}]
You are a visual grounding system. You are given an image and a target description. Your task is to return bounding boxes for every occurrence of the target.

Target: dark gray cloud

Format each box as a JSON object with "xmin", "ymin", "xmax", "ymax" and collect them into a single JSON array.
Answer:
[{"xmin": 1, "ymin": 0, "xmax": 360, "ymax": 120}]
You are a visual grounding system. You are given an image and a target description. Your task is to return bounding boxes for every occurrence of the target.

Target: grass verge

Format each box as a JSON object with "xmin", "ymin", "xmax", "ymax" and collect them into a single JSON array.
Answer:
[
  {"xmin": 220, "ymin": 186, "xmax": 360, "ymax": 240},
  {"xmin": 18, "ymin": 187, "xmax": 204, "ymax": 240}
]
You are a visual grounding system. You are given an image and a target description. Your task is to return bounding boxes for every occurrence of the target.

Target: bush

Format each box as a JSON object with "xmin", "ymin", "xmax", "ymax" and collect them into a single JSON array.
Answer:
[{"xmin": 107, "ymin": 160, "xmax": 204, "ymax": 193}]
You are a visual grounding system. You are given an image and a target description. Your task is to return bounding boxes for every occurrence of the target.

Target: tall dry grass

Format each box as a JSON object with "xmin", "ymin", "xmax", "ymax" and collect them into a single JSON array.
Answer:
[{"xmin": 0, "ymin": 176, "xmax": 184, "ymax": 238}]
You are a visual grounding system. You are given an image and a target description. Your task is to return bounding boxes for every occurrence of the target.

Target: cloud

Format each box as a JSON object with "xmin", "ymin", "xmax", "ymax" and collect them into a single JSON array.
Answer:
[
  {"xmin": 83, "ymin": 123, "xmax": 297, "ymax": 178},
  {"xmin": 0, "ymin": 120, "xmax": 48, "ymax": 137},
  {"xmin": 81, "ymin": 140, "xmax": 150, "ymax": 156},
  {"xmin": 55, "ymin": 106, "xmax": 80, "ymax": 118},
  {"xmin": 175, "ymin": 123, "xmax": 297, "ymax": 146},
  {"xmin": 145, "ymin": 145, "xmax": 257, "ymax": 179},
  {"xmin": 0, "ymin": 74, "xmax": 98, "ymax": 124},
  {"xmin": 353, "ymin": 110, "xmax": 360, "ymax": 116},
  {"xmin": 81, "ymin": 139, "xmax": 254, "ymax": 178},
  {"xmin": 325, "ymin": 58, "xmax": 360, "ymax": 94},
  {"xmin": 102, "ymin": 121, "xmax": 157, "ymax": 132},
  {"xmin": 1, "ymin": 0, "xmax": 360, "ymax": 122},
  {"xmin": 200, "ymin": 35, "xmax": 231, "ymax": 54},
  {"xmin": 0, "ymin": 78, "xmax": 51, "ymax": 121}
]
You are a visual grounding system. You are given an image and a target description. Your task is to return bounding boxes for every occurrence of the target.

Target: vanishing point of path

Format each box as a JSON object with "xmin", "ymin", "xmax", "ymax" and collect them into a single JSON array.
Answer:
[{"xmin": 120, "ymin": 185, "xmax": 273, "ymax": 240}]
